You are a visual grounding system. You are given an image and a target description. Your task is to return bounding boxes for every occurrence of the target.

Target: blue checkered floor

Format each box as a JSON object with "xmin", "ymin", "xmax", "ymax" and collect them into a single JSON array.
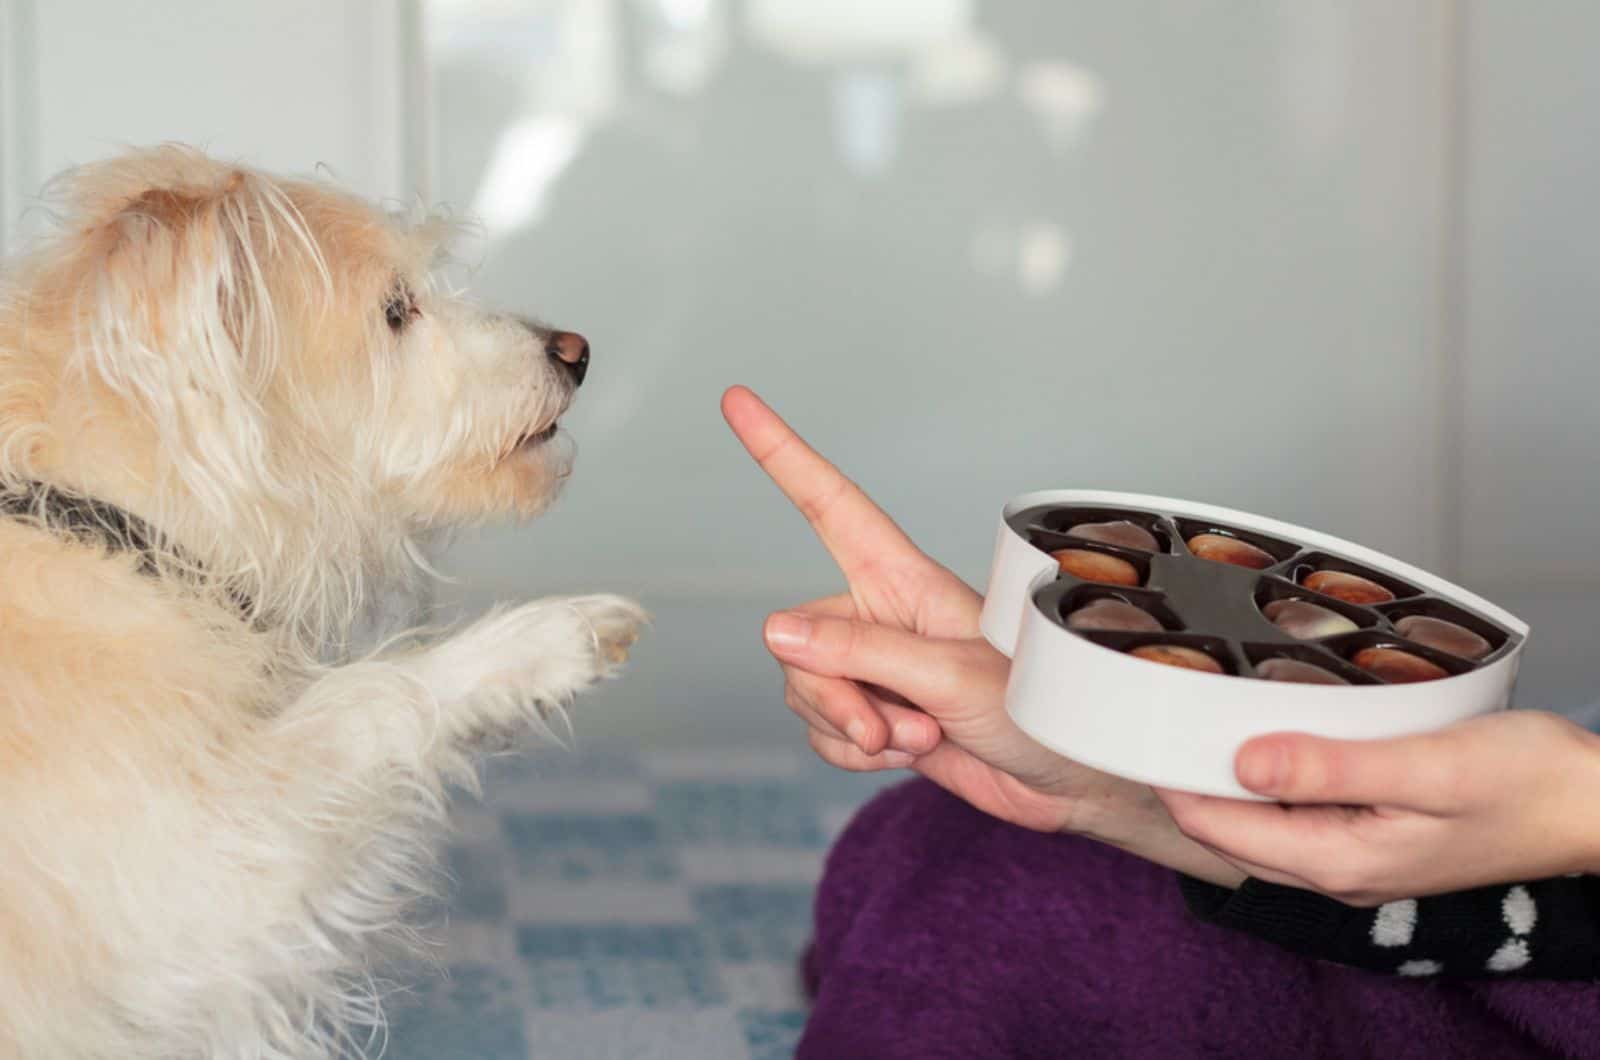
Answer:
[{"xmin": 383, "ymin": 745, "xmax": 900, "ymax": 1060}]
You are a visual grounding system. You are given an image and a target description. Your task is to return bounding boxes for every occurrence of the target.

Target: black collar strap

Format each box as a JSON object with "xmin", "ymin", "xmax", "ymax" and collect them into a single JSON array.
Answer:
[{"xmin": 0, "ymin": 481, "xmax": 254, "ymax": 618}]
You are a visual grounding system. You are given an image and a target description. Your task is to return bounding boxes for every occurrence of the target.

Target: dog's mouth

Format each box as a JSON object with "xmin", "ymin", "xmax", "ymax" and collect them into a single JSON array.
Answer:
[{"xmin": 514, "ymin": 422, "xmax": 560, "ymax": 449}]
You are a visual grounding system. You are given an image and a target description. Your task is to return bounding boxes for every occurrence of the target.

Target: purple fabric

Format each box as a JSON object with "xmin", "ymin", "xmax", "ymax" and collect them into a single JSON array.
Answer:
[{"xmin": 801, "ymin": 778, "xmax": 1600, "ymax": 1059}]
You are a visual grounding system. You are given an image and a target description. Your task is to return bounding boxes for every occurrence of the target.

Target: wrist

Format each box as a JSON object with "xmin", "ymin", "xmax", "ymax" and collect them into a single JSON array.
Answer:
[
  {"xmin": 1066, "ymin": 777, "xmax": 1161, "ymax": 846},
  {"xmin": 1574, "ymin": 723, "xmax": 1600, "ymax": 876},
  {"xmin": 1068, "ymin": 780, "xmax": 1248, "ymax": 889}
]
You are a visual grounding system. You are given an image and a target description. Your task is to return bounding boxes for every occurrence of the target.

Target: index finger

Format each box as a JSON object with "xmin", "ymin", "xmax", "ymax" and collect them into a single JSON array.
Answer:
[{"xmin": 721, "ymin": 385, "xmax": 922, "ymax": 574}]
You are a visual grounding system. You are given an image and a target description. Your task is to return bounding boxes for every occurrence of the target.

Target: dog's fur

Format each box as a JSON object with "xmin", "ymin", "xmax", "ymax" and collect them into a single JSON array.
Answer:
[{"xmin": 0, "ymin": 146, "xmax": 645, "ymax": 1058}]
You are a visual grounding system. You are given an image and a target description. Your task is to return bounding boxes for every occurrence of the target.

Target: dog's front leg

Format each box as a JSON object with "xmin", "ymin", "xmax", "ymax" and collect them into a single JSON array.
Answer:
[
  {"xmin": 273, "ymin": 593, "xmax": 646, "ymax": 781},
  {"xmin": 409, "ymin": 593, "xmax": 648, "ymax": 751},
  {"xmin": 207, "ymin": 595, "xmax": 643, "ymax": 1050}
]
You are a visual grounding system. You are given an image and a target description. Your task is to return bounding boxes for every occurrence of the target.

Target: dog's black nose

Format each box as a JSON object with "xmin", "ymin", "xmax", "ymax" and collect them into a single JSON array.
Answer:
[{"xmin": 546, "ymin": 331, "xmax": 589, "ymax": 387}]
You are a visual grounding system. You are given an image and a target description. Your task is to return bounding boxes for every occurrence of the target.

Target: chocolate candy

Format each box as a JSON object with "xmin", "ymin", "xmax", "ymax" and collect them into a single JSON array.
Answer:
[
  {"xmin": 1129, "ymin": 644, "xmax": 1224, "ymax": 674},
  {"xmin": 1067, "ymin": 520, "xmax": 1158, "ymax": 552},
  {"xmin": 1025, "ymin": 503, "xmax": 1519, "ymax": 694},
  {"xmin": 1066, "ymin": 598, "xmax": 1163, "ymax": 633},
  {"xmin": 1186, "ymin": 533, "xmax": 1274, "ymax": 570},
  {"xmin": 1261, "ymin": 599, "xmax": 1358, "ymax": 640},
  {"xmin": 1395, "ymin": 615, "xmax": 1492, "ymax": 661},
  {"xmin": 1255, "ymin": 658, "xmax": 1349, "ymax": 685},
  {"xmin": 1303, "ymin": 570, "xmax": 1395, "ymax": 605},
  {"xmin": 1052, "ymin": 549, "xmax": 1140, "ymax": 587},
  {"xmin": 1352, "ymin": 646, "xmax": 1448, "ymax": 684}
]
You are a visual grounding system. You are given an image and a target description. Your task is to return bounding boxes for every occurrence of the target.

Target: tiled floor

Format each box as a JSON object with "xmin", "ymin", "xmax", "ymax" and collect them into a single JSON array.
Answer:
[{"xmin": 383, "ymin": 745, "xmax": 899, "ymax": 1060}]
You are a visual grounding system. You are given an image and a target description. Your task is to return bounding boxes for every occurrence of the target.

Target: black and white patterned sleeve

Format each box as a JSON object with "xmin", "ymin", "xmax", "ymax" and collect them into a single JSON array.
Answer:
[{"xmin": 1177, "ymin": 873, "xmax": 1600, "ymax": 979}]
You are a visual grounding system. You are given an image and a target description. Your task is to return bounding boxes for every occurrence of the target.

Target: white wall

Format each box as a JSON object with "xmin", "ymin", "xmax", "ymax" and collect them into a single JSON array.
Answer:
[
  {"xmin": 0, "ymin": 0, "xmax": 422, "ymax": 250},
  {"xmin": 429, "ymin": 1, "xmax": 1457, "ymax": 612},
  {"xmin": 1459, "ymin": 1, "xmax": 1600, "ymax": 594}
]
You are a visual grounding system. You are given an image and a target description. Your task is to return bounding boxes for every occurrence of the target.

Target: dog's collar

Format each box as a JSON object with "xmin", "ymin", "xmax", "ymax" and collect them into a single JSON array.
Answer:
[{"xmin": 0, "ymin": 481, "xmax": 254, "ymax": 618}]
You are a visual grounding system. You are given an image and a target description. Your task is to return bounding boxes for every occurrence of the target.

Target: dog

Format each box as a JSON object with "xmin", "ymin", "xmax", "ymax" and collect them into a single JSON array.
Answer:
[{"xmin": 0, "ymin": 145, "xmax": 646, "ymax": 1058}]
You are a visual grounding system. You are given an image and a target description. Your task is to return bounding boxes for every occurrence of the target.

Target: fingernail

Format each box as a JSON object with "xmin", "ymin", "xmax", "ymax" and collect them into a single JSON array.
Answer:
[
  {"xmin": 845, "ymin": 718, "xmax": 870, "ymax": 752},
  {"xmin": 1239, "ymin": 744, "xmax": 1286, "ymax": 792},
  {"xmin": 765, "ymin": 612, "xmax": 812, "ymax": 651},
  {"xmin": 882, "ymin": 751, "xmax": 915, "ymax": 769},
  {"xmin": 891, "ymin": 721, "xmax": 927, "ymax": 754}
]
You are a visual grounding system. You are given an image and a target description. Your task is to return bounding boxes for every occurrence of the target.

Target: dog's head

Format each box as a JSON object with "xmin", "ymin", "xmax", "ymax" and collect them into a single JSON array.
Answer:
[
  {"xmin": 0, "ymin": 146, "xmax": 587, "ymax": 633},
  {"xmin": 10, "ymin": 145, "xmax": 583, "ymax": 527}
]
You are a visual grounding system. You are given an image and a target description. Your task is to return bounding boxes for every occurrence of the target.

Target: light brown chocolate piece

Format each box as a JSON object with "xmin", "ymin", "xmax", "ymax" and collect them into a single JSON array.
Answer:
[
  {"xmin": 1304, "ymin": 570, "xmax": 1395, "ymax": 605},
  {"xmin": 1052, "ymin": 549, "xmax": 1141, "ymax": 587},
  {"xmin": 1352, "ymin": 646, "xmax": 1448, "ymax": 683},
  {"xmin": 1186, "ymin": 533, "xmax": 1274, "ymax": 570},
  {"xmin": 1129, "ymin": 644, "xmax": 1224, "ymax": 674}
]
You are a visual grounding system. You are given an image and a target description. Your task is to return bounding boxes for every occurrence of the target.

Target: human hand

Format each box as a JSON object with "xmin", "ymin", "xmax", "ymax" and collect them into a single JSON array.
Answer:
[
  {"xmin": 719, "ymin": 384, "xmax": 973, "ymax": 762},
  {"xmin": 721, "ymin": 385, "xmax": 1236, "ymax": 874},
  {"xmin": 1157, "ymin": 709, "xmax": 1600, "ymax": 906}
]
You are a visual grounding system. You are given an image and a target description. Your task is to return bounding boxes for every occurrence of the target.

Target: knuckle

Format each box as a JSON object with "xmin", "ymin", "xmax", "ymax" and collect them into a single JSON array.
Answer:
[
  {"xmin": 1285, "ymin": 740, "xmax": 1335, "ymax": 800},
  {"xmin": 1310, "ymin": 861, "xmax": 1372, "ymax": 903},
  {"xmin": 785, "ymin": 685, "xmax": 821, "ymax": 723},
  {"xmin": 795, "ymin": 475, "xmax": 847, "ymax": 529},
  {"xmin": 1401, "ymin": 735, "xmax": 1470, "ymax": 808},
  {"xmin": 838, "ymin": 619, "xmax": 867, "ymax": 664},
  {"xmin": 808, "ymin": 729, "xmax": 869, "ymax": 772},
  {"xmin": 813, "ymin": 683, "xmax": 856, "ymax": 728},
  {"xmin": 1521, "ymin": 709, "xmax": 1568, "ymax": 740},
  {"xmin": 1536, "ymin": 712, "xmax": 1590, "ymax": 760},
  {"xmin": 807, "ymin": 729, "xmax": 844, "ymax": 763},
  {"xmin": 1428, "ymin": 756, "xmax": 1469, "ymax": 807}
]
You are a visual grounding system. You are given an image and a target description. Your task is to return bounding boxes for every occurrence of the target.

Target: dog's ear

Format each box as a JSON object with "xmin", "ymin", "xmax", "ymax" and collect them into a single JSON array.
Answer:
[
  {"xmin": 83, "ymin": 173, "xmax": 303, "ymax": 392},
  {"xmin": 65, "ymin": 155, "xmax": 327, "ymax": 499}
]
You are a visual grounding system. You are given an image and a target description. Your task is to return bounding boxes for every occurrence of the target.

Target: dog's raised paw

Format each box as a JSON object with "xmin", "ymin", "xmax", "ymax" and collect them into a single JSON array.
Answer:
[
  {"xmin": 413, "ymin": 595, "xmax": 647, "ymax": 735},
  {"xmin": 562, "ymin": 594, "xmax": 648, "ymax": 672}
]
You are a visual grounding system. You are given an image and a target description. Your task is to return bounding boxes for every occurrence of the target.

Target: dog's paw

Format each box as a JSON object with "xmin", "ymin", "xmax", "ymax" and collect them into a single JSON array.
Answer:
[
  {"xmin": 414, "ymin": 595, "xmax": 647, "ymax": 739},
  {"xmin": 564, "ymin": 593, "xmax": 648, "ymax": 674}
]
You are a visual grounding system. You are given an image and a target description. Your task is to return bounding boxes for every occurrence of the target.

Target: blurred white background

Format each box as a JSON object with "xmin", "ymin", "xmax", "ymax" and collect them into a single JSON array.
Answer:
[{"xmin": 2, "ymin": 0, "xmax": 1596, "ymax": 738}]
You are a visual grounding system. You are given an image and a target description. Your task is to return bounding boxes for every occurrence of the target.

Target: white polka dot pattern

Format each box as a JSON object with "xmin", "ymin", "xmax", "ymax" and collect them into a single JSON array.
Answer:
[
  {"xmin": 1371, "ymin": 900, "xmax": 1417, "ymax": 948},
  {"xmin": 1397, "ymin": 959, "xmax": 1442, "ymax": 977},
  {"xmin": 1488, "ymin": 939, "xmax": 1532, "ymax": 972},
  {"xmin": 1487, "ymin": 886, "xmax": 1537, "ymax": 973},
  {"xmin": 1502, "ymin": 886, "xmax": 1537, "ymax": 936}
]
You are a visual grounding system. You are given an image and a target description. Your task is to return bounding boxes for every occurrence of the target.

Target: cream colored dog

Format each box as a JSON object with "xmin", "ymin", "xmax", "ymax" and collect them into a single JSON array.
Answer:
[{"xmin": 0, "ymin": 146, "xmax": 645, "ymax": 1058}]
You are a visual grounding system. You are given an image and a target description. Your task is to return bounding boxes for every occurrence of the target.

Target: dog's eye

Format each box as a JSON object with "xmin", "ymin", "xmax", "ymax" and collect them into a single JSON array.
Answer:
[{"xmin": 384, "ymin": 285, "xmax": 418, "ymax": 333}]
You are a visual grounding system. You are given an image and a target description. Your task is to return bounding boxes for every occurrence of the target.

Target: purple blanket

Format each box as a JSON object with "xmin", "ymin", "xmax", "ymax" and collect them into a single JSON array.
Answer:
[{"xmin": 801, "ymin": 778, "xmax": 1600, "ymax": 1059}]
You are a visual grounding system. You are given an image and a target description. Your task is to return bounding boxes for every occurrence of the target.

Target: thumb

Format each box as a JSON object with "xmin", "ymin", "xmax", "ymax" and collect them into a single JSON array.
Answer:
[
  {"xmin": 1233, "ymin": 729, "xmax": 1458, "ymax": 812},
  {"xmin": 765, "ymin": 611, "xmax": 1068, "ymax": 782},
  {"xmin": 764, "ymin": 611, "xmax": 985, "ymax": 713}
]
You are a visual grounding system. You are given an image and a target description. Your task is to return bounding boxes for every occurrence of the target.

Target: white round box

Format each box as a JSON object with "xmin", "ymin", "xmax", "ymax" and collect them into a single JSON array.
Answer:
[{"xmin": 979, "ymin": 490, "xmax": 1529, "ymax": 800}]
